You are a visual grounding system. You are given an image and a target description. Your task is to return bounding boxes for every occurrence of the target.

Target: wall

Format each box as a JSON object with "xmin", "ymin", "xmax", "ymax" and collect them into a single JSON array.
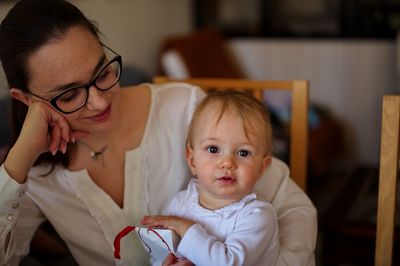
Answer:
[
  {"xmin": 229, "ymin": 39, "xmax": 397, "ymax": 165},
  {"xmin": 0, "ymin": 0, "xmax": 193, "ymax": 97}
]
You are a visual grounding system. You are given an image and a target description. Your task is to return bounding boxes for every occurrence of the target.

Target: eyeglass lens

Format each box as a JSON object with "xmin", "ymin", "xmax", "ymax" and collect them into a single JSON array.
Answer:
[{"xmin": 56, "ymin": 58, "xmax": 120, "ymax": 113}]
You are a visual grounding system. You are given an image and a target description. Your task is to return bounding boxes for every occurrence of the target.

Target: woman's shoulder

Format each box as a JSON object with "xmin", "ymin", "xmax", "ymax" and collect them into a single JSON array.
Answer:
[
  {"xmin": 122, "ymin": 82, "xmax": 205, "ymax": 111},
  {"xmin": 149, "ymin": 81, "xmax": 200, "ymax": 91},
  {"xmin": 254, "ymin": 157, "xmax": 290, "ymax": 202},
  {"xmin": 147, "ymin": 82, "xmax": 206, "ymax": 124},
  {"xmin": 149, "ymin": 81, "xmax": 205, "ymax": 104}
]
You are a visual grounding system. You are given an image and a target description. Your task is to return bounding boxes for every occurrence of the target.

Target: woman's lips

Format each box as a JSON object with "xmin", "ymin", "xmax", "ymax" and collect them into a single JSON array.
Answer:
[{"xmin": 87, "ymin": 104, "xmax": 111, "ymax": 122}]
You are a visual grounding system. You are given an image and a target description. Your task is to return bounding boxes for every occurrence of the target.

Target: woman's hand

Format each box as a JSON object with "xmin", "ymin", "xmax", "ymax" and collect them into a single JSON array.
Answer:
[
  {"xmin": 162, "ymin": 253, "xmax": 193, "ymax": 266},
  {"xmin": 20, "ymin": 101, "xmax": 72, "ymax": 155},
  {"xmin": 141, "ymin": 215, "xmax": 195, "ymax": 238},
  {"xmin": 4, "ymin": 101, "xmax": 88, "ymax": 183}
]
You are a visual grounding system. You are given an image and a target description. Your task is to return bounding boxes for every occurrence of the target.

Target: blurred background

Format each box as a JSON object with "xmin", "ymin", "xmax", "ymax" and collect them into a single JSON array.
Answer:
[{"xmin": 1, "ymin": 0, "xmax": 400, "ymax": 265}]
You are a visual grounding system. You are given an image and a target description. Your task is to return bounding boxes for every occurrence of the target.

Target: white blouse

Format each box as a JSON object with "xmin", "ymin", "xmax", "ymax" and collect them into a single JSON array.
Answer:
[{"xmin": 0, "ymin": 82, "xmax": 317, "ymax": 266}]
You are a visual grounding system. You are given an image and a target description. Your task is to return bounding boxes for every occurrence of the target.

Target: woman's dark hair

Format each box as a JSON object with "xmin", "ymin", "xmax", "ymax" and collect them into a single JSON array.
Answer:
[{"xmin": 0, "ymin": 0, "xmax": 100, "ymax": 169}]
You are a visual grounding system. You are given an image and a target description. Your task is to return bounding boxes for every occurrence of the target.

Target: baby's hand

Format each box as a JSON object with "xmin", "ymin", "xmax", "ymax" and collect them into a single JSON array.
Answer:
[{"xmin": 141, "ymin": 215, "xmax": 195, "ymax": 237}]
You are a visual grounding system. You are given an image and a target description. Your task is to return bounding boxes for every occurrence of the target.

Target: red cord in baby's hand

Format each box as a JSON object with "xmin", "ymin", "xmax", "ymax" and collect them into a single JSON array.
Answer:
[
  {"xmin": 113, "ymin": 226, "xmax": 136, "ymax": 259},
  {"xmin": 114, "ymin": 225, "xmax": 183, "ymax": 261}
]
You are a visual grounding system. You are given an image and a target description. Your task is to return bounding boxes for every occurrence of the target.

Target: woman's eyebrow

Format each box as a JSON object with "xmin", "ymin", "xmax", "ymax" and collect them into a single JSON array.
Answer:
[
  {"xmin": 91, "ymin": 54, "xmax": 107, "ymax": 78},
  {"xmin": 48, "ymin": 54, "xmax": 107, "ymax": 93}
]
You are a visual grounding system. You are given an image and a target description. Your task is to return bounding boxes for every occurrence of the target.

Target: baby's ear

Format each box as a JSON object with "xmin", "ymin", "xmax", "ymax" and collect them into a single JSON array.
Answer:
[
  {"xmin": 258, "ymin": 155, "xmax": 272, "ymax": 178},
  {"xmin": 10, "ymin": 88, "xmax": 31, "ymax": 106},
  {"xmin": 185, "ymin": 147, "xmax": 197, "ymax": 175}
]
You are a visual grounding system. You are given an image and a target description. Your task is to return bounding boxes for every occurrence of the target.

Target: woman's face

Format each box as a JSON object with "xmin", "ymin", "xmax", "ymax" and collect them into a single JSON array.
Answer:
[{"xmin": 26, "ymin": 25, "xmax": 121, "ymax": 135}]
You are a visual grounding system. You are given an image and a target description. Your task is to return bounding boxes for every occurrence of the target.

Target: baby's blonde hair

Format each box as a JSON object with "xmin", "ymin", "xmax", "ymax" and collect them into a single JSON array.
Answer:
[{"xmin": 187, "ymin": 90, "xmax": 273, "ymax": 156}]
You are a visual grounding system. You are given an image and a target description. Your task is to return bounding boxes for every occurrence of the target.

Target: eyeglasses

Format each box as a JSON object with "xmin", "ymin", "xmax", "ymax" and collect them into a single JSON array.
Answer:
[{"xmin": 27, "ymin": 45, "xmax": 122, "ymax": 114}]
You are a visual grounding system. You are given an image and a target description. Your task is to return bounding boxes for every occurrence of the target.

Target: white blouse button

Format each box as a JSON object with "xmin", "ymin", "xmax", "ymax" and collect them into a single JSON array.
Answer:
[
  {"xmin": 7, "ymin": 214, "xmax": 15, "ymax": 221},
  {"xmin": 18, "ymin": 191, "xmax": 25, "ymax": 197},
  {"xmin": 12, "ymin": 203, "xmax": 19, "ymax": 209}
]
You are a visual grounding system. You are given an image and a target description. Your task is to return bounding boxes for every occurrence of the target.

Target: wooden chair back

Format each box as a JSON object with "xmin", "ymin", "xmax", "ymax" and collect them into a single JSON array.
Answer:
[
  {"xmin": 375, "ymin": 95, "xmax": 400, "ymax": 266},
  {"xmin": 153, "ymin": 76, "xmax": 309, "ymax": 191}
]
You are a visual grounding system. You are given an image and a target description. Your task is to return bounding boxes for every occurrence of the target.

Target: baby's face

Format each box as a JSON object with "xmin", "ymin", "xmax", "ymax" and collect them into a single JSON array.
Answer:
[{"xmin": 186, "ymin": 108, "xmax": 271, "ymax": 210}]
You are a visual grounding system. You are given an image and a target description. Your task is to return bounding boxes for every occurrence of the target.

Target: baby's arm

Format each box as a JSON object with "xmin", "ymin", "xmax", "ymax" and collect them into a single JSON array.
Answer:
[
  {"xmin": 180, "ymin": 202, "xmax": 278, "ymax": 266},
  {"xmin": 142, "ymin": 201, "xmax": 278, "ymax": 266},
  {"xmin": 140, "ymin": 215, "xmax": 195, "ymax": 238},
  {"xmin": 141, "ymin": 216, "xmax": 195, "ymax": 266}
]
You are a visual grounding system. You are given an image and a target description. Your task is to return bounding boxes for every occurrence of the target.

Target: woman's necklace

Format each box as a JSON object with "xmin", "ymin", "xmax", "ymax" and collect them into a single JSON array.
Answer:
[{"xmin": 78, "ymin": 141, "xmax": 108, "ymax": 166}]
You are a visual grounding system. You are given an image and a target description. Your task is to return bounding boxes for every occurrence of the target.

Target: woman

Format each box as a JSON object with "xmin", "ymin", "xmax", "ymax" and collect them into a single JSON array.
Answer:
[{"xmin": 0, "ymin": 0, "xmax": 317, "ymax": 265}]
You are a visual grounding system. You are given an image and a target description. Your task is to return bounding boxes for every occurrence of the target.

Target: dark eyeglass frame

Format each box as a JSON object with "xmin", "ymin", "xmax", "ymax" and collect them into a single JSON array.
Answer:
[{"xmin": 27, "ymin": 44, "xmax": 122, "ymax": 114}]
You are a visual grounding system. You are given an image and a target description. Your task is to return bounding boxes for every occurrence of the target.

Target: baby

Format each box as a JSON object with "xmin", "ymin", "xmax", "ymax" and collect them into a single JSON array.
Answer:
[{"xmin": 142, "ymin": 90, "xmax": 279, "ymax": 265}]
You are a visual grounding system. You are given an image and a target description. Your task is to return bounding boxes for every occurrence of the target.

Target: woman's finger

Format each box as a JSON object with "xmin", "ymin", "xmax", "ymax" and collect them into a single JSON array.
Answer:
[
  {"xmin": 59, "ymin": 138, "xmax": 67, "ymax": 154},
  {"xmin": 162, "ymin": 253, "xmax": 177, "ymax": 266},
  {"xmin": 46, "ymin": 106, "xmax": 90, "ymax": 144},
  {"xmin": 49, "ymin": 125, "xmax": 61, "ymax": 155},
  {"xmin": 162, "ymin": 254, "xmax": 193, "ymax": 266},
  {"xmin": 173, "ymin": 259, "xmax": 193, "ymax": 266},
  {"xmin": 48, "ymin": 109, "xmax": 71, "ymax": 142},
  {"xmin": 70, "ymin": 130, "xmax": 90, "ymax": 142}
]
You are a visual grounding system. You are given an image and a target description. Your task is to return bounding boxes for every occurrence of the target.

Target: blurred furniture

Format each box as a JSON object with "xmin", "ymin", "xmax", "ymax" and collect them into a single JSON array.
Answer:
[
  {"xmin": 375, "ymin": 95, "xmax": 400, "ymax": 266},
  {"xmin": 159, "ymin": 28, "xmax": 244, "ymax": 79},
  {"xmin": 320, "ymin": 95, "xmax": 400, "ymax": 265},
  {"xmin": 159, "ymin": 31, "xmax": 389, "ymax": 167},
  {"xmin": 307, "ymin": 105, "xmax": 347, "ymax": 179},
  {"xmin": 153, "ymin": 76, "xmax": 309, "ymax": 191},
  {"xmin": 227, "ymin": 39, "xmax": 397, "ymax": 167}
]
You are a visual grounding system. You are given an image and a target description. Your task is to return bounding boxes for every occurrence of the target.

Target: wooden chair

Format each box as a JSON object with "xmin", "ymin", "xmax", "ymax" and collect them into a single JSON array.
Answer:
[
  {"xmin": 153, "ymin": 76, "xmax": 309, "ymax": 191},
  {"xmin": 375, "ymin": 95, "xmax": 400, "ymax": 266}
]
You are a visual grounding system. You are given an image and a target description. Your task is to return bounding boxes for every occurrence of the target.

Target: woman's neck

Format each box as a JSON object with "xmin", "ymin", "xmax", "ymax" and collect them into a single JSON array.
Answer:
[{"xmin": 68, "ymin": 84, "xmax": 151, "ymax": 167}]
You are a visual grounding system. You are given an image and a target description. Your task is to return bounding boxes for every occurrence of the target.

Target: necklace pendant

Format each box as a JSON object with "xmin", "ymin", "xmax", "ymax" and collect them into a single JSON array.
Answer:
[
  {"xmin": 90, "ymin": 151, "xmax": 99, "ymax": 160},
  {"xmin": 79, "ymin": 141, "xmax": 108, "ymax": 161}
]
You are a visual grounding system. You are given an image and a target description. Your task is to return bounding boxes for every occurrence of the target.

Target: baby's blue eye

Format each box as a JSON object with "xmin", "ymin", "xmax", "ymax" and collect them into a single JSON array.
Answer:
[
  {"xmin": 237, "ymin": 149, "xmax": 251, "ymax": 157},
  {"xmin": 206, "ymin": 146, "xmax": 219, "ymax": 154}
]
